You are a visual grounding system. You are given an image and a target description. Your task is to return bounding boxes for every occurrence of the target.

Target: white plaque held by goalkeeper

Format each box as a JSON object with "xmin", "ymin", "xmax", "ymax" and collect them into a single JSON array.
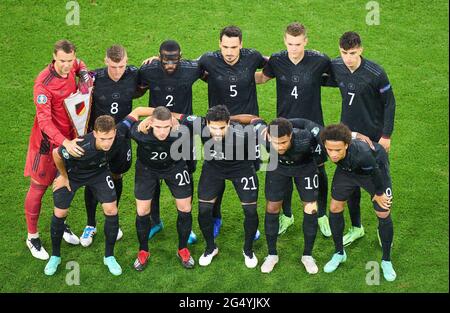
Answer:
[{"xmin": 64, "ymin": 87, "xmax": 93, "ymax": 136}]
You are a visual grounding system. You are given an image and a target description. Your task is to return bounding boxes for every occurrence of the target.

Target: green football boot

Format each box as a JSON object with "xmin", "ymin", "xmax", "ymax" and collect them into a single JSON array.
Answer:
[
  {"xmin": 318, "ymin": 215, "xmax": 332, "ymax": 237},
  {"xmin": 278, "ymin": 214, "xmax": 294, "ymax": 235},
  {"xmin": 44, "ymin": 256, "xmax": 61, "ymax": 276},
  {"xmin": 381, "ymin": 260, "xmax": 397, "ymax": 281},
  {"xmin": 343, "ymin": 225, "xmax": 365, "ymax": 246},
  {"xmin": 324, "ymin": 251, "xmax": 347, "ymax": 273}
]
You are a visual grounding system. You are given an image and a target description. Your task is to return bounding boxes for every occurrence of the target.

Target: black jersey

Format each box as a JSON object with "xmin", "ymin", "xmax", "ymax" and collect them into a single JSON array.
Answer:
[
  {"xmin": 130, "ymin": 121, "xmax": 189, "ymax": 170},
  {"xmin": 263, "ymin": 50, "xmax": 331, "ymax": 125},
  {"xmin": 328, "ymin": 57, "xmax": 396, "ymax": 141},
  {"xmin": 58, "ymin": 116, "xmax": 135, "ymax": 181},
  {"xmin": 289, "ymin": 118, "xmax": 323, "ymax": 145},
  {"xmin": 198, "ymin": 48, "xmax": 266, "ymax": 115},
  {"xmin": 90, "ymin": 66, "xmax": 139, "ymax": 127},
  {"xmin": 138, "ymin": 59, "xmax": 203, "ymax": 114},
  {"xmin": 336, "ymin": 140, "xmax": 389, "ymax": 195},
  {"xmin": 264, "ymin": 128, "xmax": 316, "ymax": 176},
  {"xmin": 179, "ymin": 115, "xmax": 265, "ymax": 173}
]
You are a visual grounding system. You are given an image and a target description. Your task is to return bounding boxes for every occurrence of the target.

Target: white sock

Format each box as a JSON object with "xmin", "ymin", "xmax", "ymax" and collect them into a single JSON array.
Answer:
[{"xmin": 28, "ymin": 233, "xmax": 39, "ymax": 240}]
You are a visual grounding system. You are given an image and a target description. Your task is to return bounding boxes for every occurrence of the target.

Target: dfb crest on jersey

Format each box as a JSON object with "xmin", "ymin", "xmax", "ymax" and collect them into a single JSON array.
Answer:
[
  {"xmin": 348, "ymin": 83, "xmax": 356, "ymax": 91},
  {"xmin": 291, "ymin": 75, "xmax": 300, "ymax": 83},
  {"xmin": 112, "ymin": 92, "xmax": 120, "ymax": 100},
  {"xmin": 64, "ymin": 87, "xmax": 93, "ymax": 136},
  {"xmin": 229, "ymin": 75, "xmax": 237, "ymax": 83}
]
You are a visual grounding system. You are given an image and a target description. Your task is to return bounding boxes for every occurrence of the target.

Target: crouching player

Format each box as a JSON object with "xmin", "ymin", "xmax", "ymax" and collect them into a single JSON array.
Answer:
[
  {"xmin": 132, "ymin": 106, "xmax": 195, "ymax": 270},
  {"xmin": 180, "ymin": 106, "xmax": 264, "ymax": 269},
  {"xmin": 260, "ymin": 118, "xmax": 321, "ymax": 274},
  {"xmin": 320, "ymin": 124, "xmax": 396, "ymax": 281},
  {"xmin": 45, "ymin": 108, "xmax": 149, "ymax": 276}
]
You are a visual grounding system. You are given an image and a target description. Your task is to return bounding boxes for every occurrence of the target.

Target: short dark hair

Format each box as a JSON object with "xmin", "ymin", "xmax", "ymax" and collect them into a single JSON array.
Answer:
[
  {"xmin": 206, "ymin": 105, "xmax": 230, "ymax": 123},
  {"xmin": 320, "ymin": 123, "xmax": 352, "ymax": 145},
  {"xmin": 285, "ymin": 22, "xmax": 307, "ymax": 37},
  {"xmin": 220, "ymin": 26, "xmax": 242, "ymax": 42},
  {"xmin": 152, "ymin": 106, "xmax": 172, "ymax": 121},
  {"xmin": 106, "ymin": 45, "xmax": 127, "ymax": 63},
  {"xmin": 94, "ymin": 115, "xmax": 116, "ymax": 132},
  {"xmin": 54, "ymin": 39, "xmax": 76, "ymax": 54},
  {"xmin": 267, "ymin": 118, "xmax": 293, "ymax": 138},
  {"xmin": 339, "ymin": 32, "xmax": 362, "ymax": 50},
  {"xmin": 159, "ymin": 40, "xmax": 181, "ymax": 54}
]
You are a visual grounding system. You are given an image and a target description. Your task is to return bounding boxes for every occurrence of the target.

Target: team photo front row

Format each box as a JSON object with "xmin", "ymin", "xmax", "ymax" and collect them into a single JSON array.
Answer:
[{"xmin": 43, "ymin": 105, "xmax": 395, "ymax": 281}]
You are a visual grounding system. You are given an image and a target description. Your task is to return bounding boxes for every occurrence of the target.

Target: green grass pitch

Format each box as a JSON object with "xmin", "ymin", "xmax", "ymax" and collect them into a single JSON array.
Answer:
[{"xmin": 0, "ymin": 0, "xmax": 448, "ymax": 292}]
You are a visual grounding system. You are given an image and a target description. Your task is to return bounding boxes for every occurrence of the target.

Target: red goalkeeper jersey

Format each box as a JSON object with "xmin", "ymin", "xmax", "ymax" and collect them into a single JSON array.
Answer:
[{"xmin": 24, "ymin": 59, "xmax": 87, "ymax": 183}]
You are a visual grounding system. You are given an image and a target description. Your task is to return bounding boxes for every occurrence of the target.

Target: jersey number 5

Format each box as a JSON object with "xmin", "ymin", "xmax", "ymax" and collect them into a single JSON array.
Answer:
[{"xmin": 230, "ymin": 85, "xmax": 237, "ymax": 97}]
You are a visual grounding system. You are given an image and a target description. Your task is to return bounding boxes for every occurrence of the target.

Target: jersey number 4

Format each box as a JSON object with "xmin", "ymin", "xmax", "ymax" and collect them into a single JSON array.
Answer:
[{"xmin": 291, "ymin": 86, "xmax": 298, "ymax": 99}]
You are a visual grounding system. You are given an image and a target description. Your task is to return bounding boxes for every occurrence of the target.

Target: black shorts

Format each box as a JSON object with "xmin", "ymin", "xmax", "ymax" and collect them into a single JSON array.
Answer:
[
  {"xmin": 265, "ymin": 161, "xmax": 319, "ymax": 203},
  {"xmin": 198, "ymin": 162, "xmax": 258, "ymax": 203},
  {"xmin": 109, "ymin": 139, "xmax": 132, "ymax": 174},
  {"xmin": 134, "ymin": 159, "xmax": 192, "ymax": 201},
  {"xmin": 53, "ymin": 170, "xmax": 117, "ymax": 209},
  {"xmin": 186, "ymin": 159, "xmax": 197, "ymax": 174},
  {"xmin": 331, "ymin": 165, "xmax": 393, "ymax": 212}
]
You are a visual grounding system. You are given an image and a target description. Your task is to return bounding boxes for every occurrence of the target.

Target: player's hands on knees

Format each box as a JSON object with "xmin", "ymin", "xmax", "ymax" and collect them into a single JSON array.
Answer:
[
  {"xmin": 355, "ymin": 133, "xmax": 375, "ymax": 150},
  {"xmin": 138, "ymin": 117, "xmax": 153, "ymax": 134},
  {"xmin": 53, "ymin": 175, "xmax": 71, "ymax": 192},
  {"xmin": 78, "ymin": 70, "xmax": 94, "ymax": 94},
  {"xmin": 261, "ymin": 127, "xmax": 268, "ymax": 141},
  {"xmin": 372, "ymin": 193, "xmax": 392, "ymax": 211},
  {"xmin": 378, "ymin": 137, "xmax": 391, "ymax": 153},
  {"xmin": 63, "ymin": 138, "xmax": 85, "ymax": 157},
  {"xmin": 141, "ymin": 56, "xmax": 159, "ymax": 65}
]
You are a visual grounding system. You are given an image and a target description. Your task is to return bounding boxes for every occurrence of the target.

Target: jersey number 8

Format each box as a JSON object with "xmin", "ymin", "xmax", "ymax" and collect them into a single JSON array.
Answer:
[{"xmin": 111, "ymin": 102, "xmax": 119, "ymax": 114}]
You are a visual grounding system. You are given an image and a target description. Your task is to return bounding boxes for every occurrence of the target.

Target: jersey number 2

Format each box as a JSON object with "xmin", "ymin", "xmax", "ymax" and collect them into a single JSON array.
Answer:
[{"xmin": 166, "ymin": 95, "xmax": 174, "ymax": 107}]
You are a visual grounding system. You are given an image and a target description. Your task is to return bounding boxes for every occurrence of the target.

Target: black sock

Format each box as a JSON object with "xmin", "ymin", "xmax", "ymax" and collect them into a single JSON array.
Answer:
[
  {"xmin": 104, "ymin": 214, "xmax": 119, "ymax": 257},
  {"xmin": 329, "ymin": 212, "xmax": 344, "ymax": 254},
  {"xmin": 198, "ymin": 202, "xmax": 215, "ymax": 253},
  {"xmin": 113, "ymin": 177, "xmax": 123, "ymax": 208},
  {"xmin": 177, "ymin": 211, "xmax": 192, "ymax": 249},
  {"xmin": 150, "ymin": 181, "xmax": 161, "ymax": 225},
  {"xmin": 317, "ymin": 166, "xmax": 328, "ymax": 218},
  {"xmin": 378, "ymin": 215, "xmax": 394, "ymax": 261},
  {"xmin": 212, "ymin": 183, "xmax": 225, "ymax": 219},
  {"xmin": 348, "ymin": 188, "xmax": 362, "ymax": 227},
  {"xmin": 50, "ymin": 214, "xmax": 66, "ymax": 257},
  {"xmin": 242, "ymin": 203, "xmax": 258, "ymax": 257},
  {"xmin": 264, "ymin": 212, "xmax": 279, "ymax": 255},
  {"xmin": 136, "ymin": 214, "xmax": 151, "ymax": 252},
  {"xmin": 84, "ymin": 186, "xmax": 97, "ymax": 227},
  {"xmin": 281, "ymin": 179, "xmax": 293, "ymax": 218},
  {"xmin": 303, "ymin": 212, "xmax": 318, "ymax": 256}
]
